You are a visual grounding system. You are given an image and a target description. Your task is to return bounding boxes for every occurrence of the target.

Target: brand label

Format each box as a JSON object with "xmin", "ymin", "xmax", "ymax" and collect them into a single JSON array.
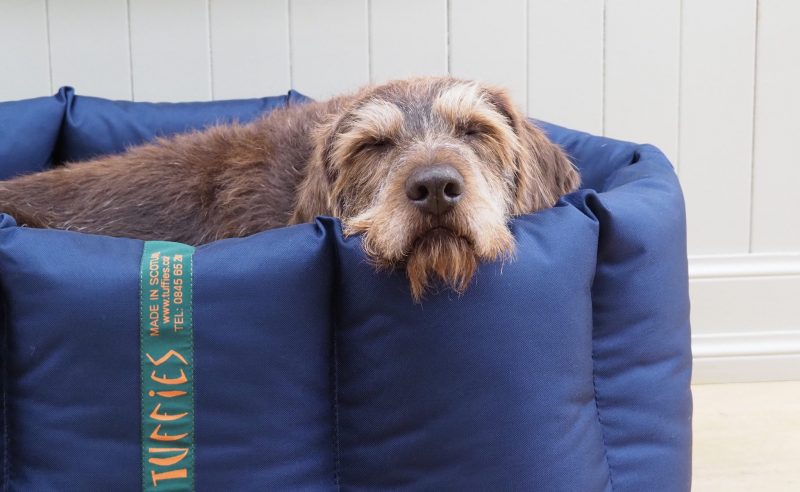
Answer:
[{"xmin": 140, "ymin": 241, "xmax": 195, "ymax": 491}]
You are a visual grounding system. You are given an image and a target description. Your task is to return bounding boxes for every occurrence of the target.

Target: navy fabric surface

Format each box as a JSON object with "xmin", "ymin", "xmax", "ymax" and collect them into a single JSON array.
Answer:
[
  {"xmin": 333, "ymin": 206, "xmax": 611, "ymax": 490},
  {"xmin": 550, "ymin": 132, "xmax": 694, "ymax": 491},
  {"xmin": 334, "ymin": 126, "xmax": 692, "ymax": 490},
  {"xmin": 0, "ymin": 90, "xmax": 691, "ymax": 491},
  {"xmin": 0, "ymin": 215, "xmax": 336, "ymax": 490},
  {"xmin": 0, "ymin": 87, "xmax": 310, "ymax": 178}
]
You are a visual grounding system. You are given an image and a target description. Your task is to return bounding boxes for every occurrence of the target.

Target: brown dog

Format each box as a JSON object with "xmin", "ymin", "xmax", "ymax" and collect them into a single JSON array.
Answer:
[{"xmin": 0, "ymin": 77, "xmax": 579, "ymax": 300}]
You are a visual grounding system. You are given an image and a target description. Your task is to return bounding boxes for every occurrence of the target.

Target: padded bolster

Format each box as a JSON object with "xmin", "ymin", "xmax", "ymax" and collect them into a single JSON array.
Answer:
[
  {"xmin": 552, "ymin": 124, "xmax": 692, "ymax": 491},
  {"xmin": 330, "ymin": 141, "xmax": 691, "ymax": 490},
  {"xmin": 0, "ymin": 217, "xmax": 336, "ymax": 490},
  {"xmin": 585, "ymin": 148, "xmax": 692, "ymax": 492},
  {"xmin": 544, "ymin": 123, "xmax": 692, "ymax": 490},
  {"xmin": 333, "ymin": 205, "xmax": 612, "ymax": 490},
  {"xmin": 0, "ymin": 87, "xmax": 310, "ymax": 179},
  {"xmin": 0, "ymin": 96, "xmax": 64, "ymax": 178}
]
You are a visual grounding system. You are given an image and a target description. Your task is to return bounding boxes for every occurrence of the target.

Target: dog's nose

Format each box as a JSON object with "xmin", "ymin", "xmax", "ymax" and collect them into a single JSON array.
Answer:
[{"xmin": 404, "ymin": 164, "xmax": 464, "ymax": 215}]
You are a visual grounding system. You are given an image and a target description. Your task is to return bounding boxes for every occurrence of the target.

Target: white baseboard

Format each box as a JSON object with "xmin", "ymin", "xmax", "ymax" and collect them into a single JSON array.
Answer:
[
  {"xmin": 692, "ymin": 331, "xmax": 800, "ymax": 384},
  {"xmin": 689, "ymin": 252, "xmax": 800, "ymax": 279},
  {"xmin": 688, "ymin": 253, "xmax": 800, "ymax": 384},
  {"xmin": 692, "ymin": 330, "xmax": 800, "ymax": 358},
  {"xmin": 692, "ymin": 354, "xmax": 800, "ymax": 384}
]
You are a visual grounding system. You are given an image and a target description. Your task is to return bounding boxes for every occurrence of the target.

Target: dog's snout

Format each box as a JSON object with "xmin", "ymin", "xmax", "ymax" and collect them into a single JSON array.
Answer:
[{"xmin": 404, "ymin": 164, "xmax": 464, "ymax": 215}]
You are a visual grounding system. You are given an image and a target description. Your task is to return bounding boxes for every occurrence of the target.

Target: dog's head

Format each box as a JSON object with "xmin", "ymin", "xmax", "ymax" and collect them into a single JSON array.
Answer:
[{"xmin": 291, "ymin": 77, "xmax": 579, "ymax": 301}]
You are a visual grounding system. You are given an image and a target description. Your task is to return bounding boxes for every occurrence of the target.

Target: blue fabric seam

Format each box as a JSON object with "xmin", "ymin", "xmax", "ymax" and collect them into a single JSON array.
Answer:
[
  {"xmin": 328, "ymin": 219, "xmax": 343, "ymax": 491},
  {"xmin": 590, "ymin": 345, "xmax": 616, "ymax": 491},
  {"xmin": 588, "ymin": 181, "xmax": 616, "ymax": 491},
  {"xmin": 189, "ymin": 249, "xmax": 196, "ymax": 492},
  {"xmin": 332, "ymin": 328, "xmax": 341, "ymax": 491},
  {"xmin": 2, "ymin": 296, "xmax": 9, "ymax": 491},
  {"xmin": 52, "ymin": 86, "xmax": 74, "ymax": 167},
  {"xmin": 138, "ymin": 241, "xmax": 146, "ymax": 490}
]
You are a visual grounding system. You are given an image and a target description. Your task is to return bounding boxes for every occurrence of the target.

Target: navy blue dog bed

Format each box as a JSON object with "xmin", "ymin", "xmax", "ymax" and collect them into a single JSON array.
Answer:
[{"xmin": 0, "ymin": 89, "xmax": 692, "ymax": 491}]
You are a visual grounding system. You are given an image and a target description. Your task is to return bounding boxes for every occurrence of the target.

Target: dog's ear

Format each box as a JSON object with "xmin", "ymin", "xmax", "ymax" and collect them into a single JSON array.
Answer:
[
  {"xmin": 484, "ymin": 88, "xmax": 580, "ymax": 215},
  {"xmin": 512, "ymin": 118, "xmax": 580, "ymax": 214},
  {"xmin": 289, "ymin": 117, "xmax": 341, "ymax": 224}
]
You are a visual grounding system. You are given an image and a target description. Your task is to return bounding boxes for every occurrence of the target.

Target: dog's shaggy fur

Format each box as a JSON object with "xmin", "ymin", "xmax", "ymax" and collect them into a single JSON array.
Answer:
[{"xmin": 0, "ymin": 77, "xmax": 579, "ymax": 301}]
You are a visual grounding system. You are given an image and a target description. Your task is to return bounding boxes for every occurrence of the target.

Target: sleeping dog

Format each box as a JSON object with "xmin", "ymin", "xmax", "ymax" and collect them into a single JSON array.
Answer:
[{"xmin": 0, "ymin": 77, "xmax": 579, "ymax": 301}]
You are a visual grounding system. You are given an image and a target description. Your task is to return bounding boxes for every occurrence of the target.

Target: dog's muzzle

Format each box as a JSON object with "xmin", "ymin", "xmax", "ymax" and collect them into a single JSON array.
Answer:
[{"xmin": 404, "ymin": 164, "xmax": 464, "ymax": 216}]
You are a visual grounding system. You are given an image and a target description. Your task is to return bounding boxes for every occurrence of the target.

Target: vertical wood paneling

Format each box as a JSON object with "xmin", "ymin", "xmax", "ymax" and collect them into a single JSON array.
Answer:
[
  {"xmin": 47, "ymin": 0, "xmax": 132, "ymax": 100},
  {"xmin": 751, "ymin": 0, "xmax": 800, "ymax": 252},
  {"xmin": 1, "ymin": 1, "xmax": 799, "ymax": 383},
  {"xmin": 528, "ymin": 0, "xmax": 603, "ymax": 132},
  {"xmin": 0, "ymin": 0, "xmax": 795, "ymax": 259},
  {"xmin": 209, "ymin": 0, "xmax": 290, "ymax": 99},
  {"xmin": 129, "ymin": 0, "xmax": 211, "ymax": 102},
  {"xmin": 369, "ymin": 0, "xmax": 447, "ymax": 83},
  {"xmin": 0, "ymin": 0, "xmax": 51, "ymax": 100},
  {"xmin": 604, "ymin": 0, "xmax": 680, "ymax": 163},
  {"xmin": 290, "ymin": 0, "xmax": 369, "ymax": 99},
  {"xmin": 450, "ymin": 0, "xmax": 527, "ymax": 109},
  {"xmin": 680, "ymin": 0, "xmax": 757, "ymax": 255}
]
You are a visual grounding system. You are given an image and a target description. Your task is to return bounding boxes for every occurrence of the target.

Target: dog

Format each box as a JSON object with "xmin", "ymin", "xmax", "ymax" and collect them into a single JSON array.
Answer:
[{"xmin": 0, "ymin": 77, "xmax": 579, "ymax": 301}]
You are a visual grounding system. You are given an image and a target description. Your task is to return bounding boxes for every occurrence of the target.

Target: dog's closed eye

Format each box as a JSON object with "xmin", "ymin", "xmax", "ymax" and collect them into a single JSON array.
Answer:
[
  {"xmin": 356, "ymin": 136, "xmax": 394, "ymax": 153},
  {"xmin": 455, "ymin": 121, "xmax": 488, "ymax": 141},
  {"xmin": 463, "ymin": 127, "xmax": 481, "ymax": 138}
]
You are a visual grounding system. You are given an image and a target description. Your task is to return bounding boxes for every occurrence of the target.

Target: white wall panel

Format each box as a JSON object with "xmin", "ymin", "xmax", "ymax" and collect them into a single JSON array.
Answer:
[
  {"xmin": 450, "ymin": 0, "xmax": 527, "ymax": 110},
  {"xmin": 47, "ymin": 0, "xmax": 132, "ymax": 100},
  {"xmin": 369, "ymin": 0, "xmax": 447, "ymax": 83},
  {"xmin": 129, "ymin": 0, "xmax": 211, "ymax": 101},
  {"xmin": 0, "ymin": 0, "xmax": 51, "ymax": 100},
  {"xmin": 680, "ymin": 0, "xmax": 756, "ymax": 255},
  {"xmin": 0, "ymin": 0, "xmax": 798, "ymax": 382},
  {"xmin": 751, "ymin": 0, "xmax": 800, "ymax": 252},
  {"xmin": 209, "ymin": 0, "xmax": 290, "ymax": 99},
  {"xmin": 604, "ymin": 0, "xmax": 680, "ymax": 163},
  {"xmin": 528, "ymin": 0, "xmax": 603, "ymax": 133},
  {"xmin": 290, "ymin": 0, "xmax": 369, "ymax": 99}
]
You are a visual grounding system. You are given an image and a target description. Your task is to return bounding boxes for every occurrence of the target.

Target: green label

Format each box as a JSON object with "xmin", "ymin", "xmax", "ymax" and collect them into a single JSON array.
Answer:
[{"xmin": 140, "ymin": 241, "xmax": 195, "ymax": 491}]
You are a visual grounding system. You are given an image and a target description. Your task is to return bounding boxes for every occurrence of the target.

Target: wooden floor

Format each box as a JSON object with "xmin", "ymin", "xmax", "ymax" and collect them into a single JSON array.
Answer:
[{"xmin": 692, "ymin": 381, "xmax": 800, "ymax": 491}]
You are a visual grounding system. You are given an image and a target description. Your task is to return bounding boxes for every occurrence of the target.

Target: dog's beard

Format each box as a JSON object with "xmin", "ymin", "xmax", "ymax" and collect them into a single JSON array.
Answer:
[
  {"xmin": 405, "ymin": 229, "xmax": 477, "ymax": 301},
  {"xmin": 344, "ymin": 193, "xmax": 515, "ymax": 302}
]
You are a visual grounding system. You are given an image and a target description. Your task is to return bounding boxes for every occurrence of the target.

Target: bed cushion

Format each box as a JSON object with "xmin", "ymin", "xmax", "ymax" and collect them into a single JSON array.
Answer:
[
  {"xmin": 0, "ymin": 89, "xmax": 691, "ymax": 491},
  {"xmin": 0, "ymin": 86, "xmax": 309, "ymax": 179},
  {"xmin": 0, "ymin": 216, "xmax": 336, "ymax": 490},
  {"xmin": 333, "ymin": 127, "xmax": 692, "ymax": 490}
]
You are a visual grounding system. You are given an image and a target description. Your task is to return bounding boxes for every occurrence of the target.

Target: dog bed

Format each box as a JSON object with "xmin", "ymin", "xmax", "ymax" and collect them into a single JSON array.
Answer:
[{"xmin": 0, "ymin": 88, "xmax": 692, "ymax": 491}]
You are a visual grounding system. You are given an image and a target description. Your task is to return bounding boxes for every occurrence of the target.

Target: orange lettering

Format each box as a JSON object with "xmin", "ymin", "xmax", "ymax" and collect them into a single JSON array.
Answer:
[
  {"xmin": 149, "ymin": 403, "xmax": 188, "ymax": 422},
  {"xmin": 150, "ymin": 424, "xmax": 188, "ymax": 442},
  {"xmin": 151, "ymin": 468, "xmax": 187, "ymax": 486},
  {"xmin": 148, "ymin": 447, "xmax": 189, "ymax": 467},
  {"xmin": 146, "ymin": 350, "xmax": 188, "ymax": 367},
  {"xmin": 151, "ymin": 369, "xmax": 187, "ymax": 385},
  {"xmin": 148, "ymin": 390, "xmax": 187, "ymax": 398}
]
